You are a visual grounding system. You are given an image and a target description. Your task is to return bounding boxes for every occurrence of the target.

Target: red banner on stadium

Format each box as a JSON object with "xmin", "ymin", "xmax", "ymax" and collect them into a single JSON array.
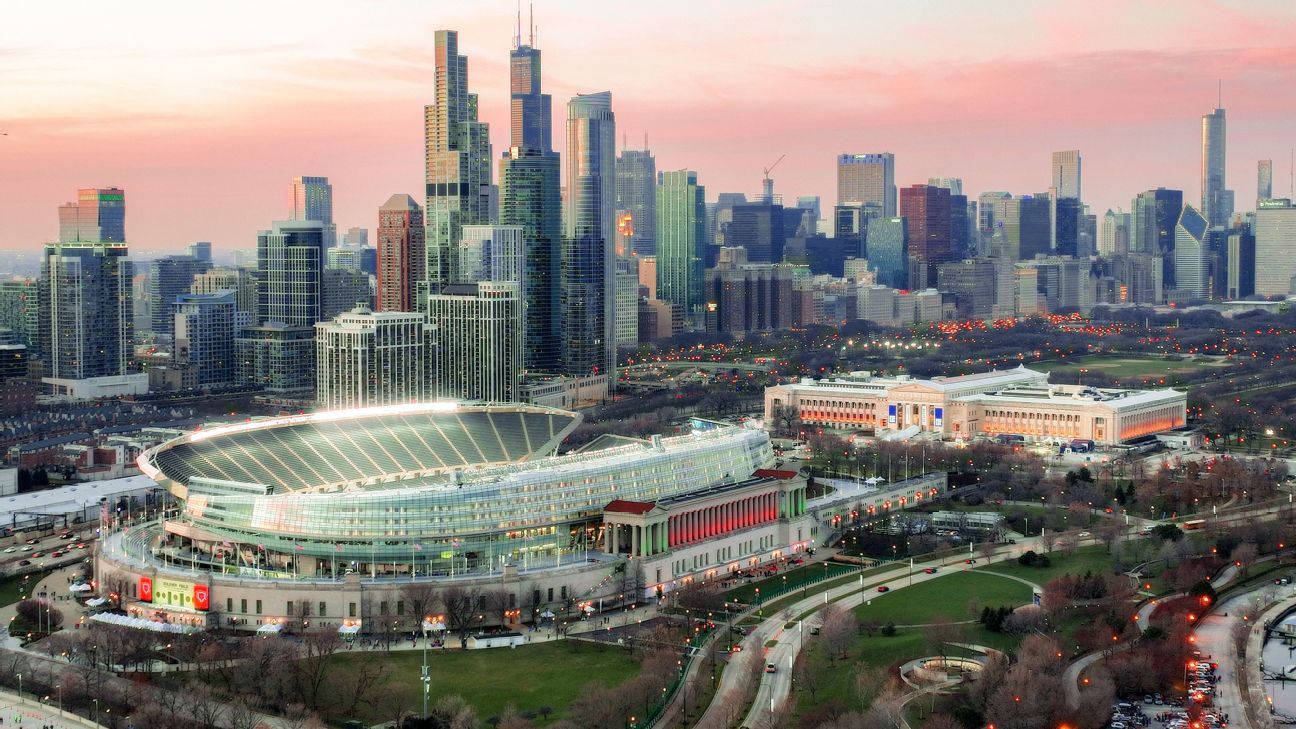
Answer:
[
  {"xmin": 139, "ymin": 576, "xmax": 153, "ymax": 603},
  {"xmin": 192, "ymin": 584, "xmax": 210, "ymax": 611}
]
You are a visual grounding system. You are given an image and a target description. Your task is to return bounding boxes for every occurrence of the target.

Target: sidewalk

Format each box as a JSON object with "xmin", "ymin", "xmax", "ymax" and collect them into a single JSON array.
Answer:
[{"xmin": 0, "ymin": 689, "xmax": 104, "ymax": 728}]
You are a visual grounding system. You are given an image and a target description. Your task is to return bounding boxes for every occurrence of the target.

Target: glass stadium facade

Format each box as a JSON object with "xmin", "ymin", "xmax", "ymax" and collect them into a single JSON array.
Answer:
[{"xmin": 135, "ymin": 402, "xmax": 773, "ymax": 580}]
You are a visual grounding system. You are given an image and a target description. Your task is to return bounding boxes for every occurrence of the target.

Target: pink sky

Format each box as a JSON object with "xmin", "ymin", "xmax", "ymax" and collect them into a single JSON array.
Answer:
[{"xmin": 2, "ymin": 0, "xmax": 1295, "ymax": 254}]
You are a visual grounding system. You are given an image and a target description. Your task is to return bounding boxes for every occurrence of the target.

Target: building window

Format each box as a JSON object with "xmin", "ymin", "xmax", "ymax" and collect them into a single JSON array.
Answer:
[
  {"xmin": 397, "ymin": 600, "xmax": 405, "ymax": 615},
  {"xmin": 287, "ymin": 600, "xmax": 294, "ymax": 616},
  {"xmin": 227, "ymin": 598, "xmax": 233, "ymax": 613},
  {"xmin": 349, "ymin": 602, "xmax": 357, "ymax": 618},
  {"xmin": 319, "ymin": 601, "xmax": 327, "ymax": 616},
  {"xmin": 240, "ymin": 598, "xmax": 247, "ymax": 614},
  {"xmin": 256, "ymin": 600, "xmax": 262, "ymax": 615}
]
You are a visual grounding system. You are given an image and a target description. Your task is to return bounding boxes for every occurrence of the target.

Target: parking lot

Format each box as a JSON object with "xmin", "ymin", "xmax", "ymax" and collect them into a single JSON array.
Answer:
[{"xmin": 1108, "ymin": 657, "xmax": 1230, "ymax": 728}]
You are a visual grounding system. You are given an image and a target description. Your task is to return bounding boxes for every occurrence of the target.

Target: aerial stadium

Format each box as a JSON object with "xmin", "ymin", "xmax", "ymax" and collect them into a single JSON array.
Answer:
[{"xmin": 97, "ymin": 402, "xmax": 945, "ymax": 633}]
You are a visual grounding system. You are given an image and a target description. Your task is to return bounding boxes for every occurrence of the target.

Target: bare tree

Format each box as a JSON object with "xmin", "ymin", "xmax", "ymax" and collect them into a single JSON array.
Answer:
[
  {"xmin": 819, "ymin": 605, "xmax": 858, "ymax": 662},
  {"xmin": 441, "ymin": 585, "xmax": 484, "ymax": 641},
  {"xmin": 793, "ymin": 648, "xmax": 828, "ymax": 700},
  {"xmin": 1039, "ymin": 529, "xmax": 1058, "ymax": 553},
  {"xmin": 977, "ymin": 540, "xmax": 998, "ymax": 563},
  {"xmin": 290, "ymin": 630, "xmax": 343, "ymax": 709},
  {"xmin": 400, "ymin": 582, "xmax": 440, "ymax": 625}
]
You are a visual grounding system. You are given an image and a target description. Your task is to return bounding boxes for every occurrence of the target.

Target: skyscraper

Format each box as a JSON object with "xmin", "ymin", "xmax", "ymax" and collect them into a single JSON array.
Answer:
[
  {"xmin": 39, "ymin": 241, "xmax": 134, "ymax": 382},
  {"xmin": 1259, "ymin": 160, "xmax": 1274, "ymax": 202},
  {"xmin": 656, "ymin": 170, "xmax": 706, "ymax": 317},
  {"xmin": 191, "ymin": 268, "xmax": 256, "ymax": 320},
  {"xmin": 1053, "ymin": 198, "xmax": 1083, "ymax": 258},
  {"xmin": 865, "ymin": 217, "xmax": 908, "ymax": 288},
  {"xmin": 509, "ymin": 23, "xmax": 551, "ymax": 155},
  {"xmin": 458, "ymin": 225, "xmax": 524, "ymax": 284},
  {"xmin": 428, "ymin": 282, "xmax": 522, "ymax": 402},
  {"xmin": 315, "ymin": 306, "xmax": 432, "ymax": 409},
  {"xmin": 376, "ymin": 194, "xmax": 425, "ymax": 312},
  {"xmin": 0, "ymin": 278, "xmax": 38, "ymax": 352},
  {"xmin": 1131, "ymin": 188, "xmax": 1183, "ymax": 289},
  {"xmin": 175, "ymin": 291, "xmax": 239, "ymax": 389},
  {"xmin": 425, "ymin": 30, "xmax": 493, "ymax": 295},
  {"xmin": 899, "ymin": 184, "xmax": 953, "ymax": 286},
  {"xmin": 1174, "ymin": 204, "xmax": 1210, "ymax": 299},
  {"xmin": 147, "ymin": 254, "xmax": 210, "ymax": 336},
  {"xmin": 58, "ymin": 188, "xmax": 125, "ymax": 243},
  {"xmin": 563, "ymin": 91, "xmax": 616, "ymax": 377},
  {"xmin": 257, "ymin": 220, "xmax": 326, "ymax": 327},
  {"xmin": 1254, "ymin": 199, "xmax": 1296, "ymax": 296},
  {"xmin": 837, "ymin": 154, "xmax": 896, "ymax": 215},
  {"xmin": 188, "ymin": 241, "xmax": 213, "ymax": 264},
  {"xmin": 1099, "ymin": 210, "xmax": 1131, "ymax": 257},
  {"xmin": 289, "ymin": 176, "xmax": 337, "ymax": 248},
  {"xmin": 728, "ymin": 203, "xmax": 785, "ymax": 263},
  {"xmin": 1201, "ymin": 106, "xmax": 1230, "ymax": 229},
  {"xmin": 1051, "ymin": 150, "xmax": 1082, "ymax": 200},
  {"xmin": 616, "ymin": 148, "xmax": 657, "ymax": 257}
]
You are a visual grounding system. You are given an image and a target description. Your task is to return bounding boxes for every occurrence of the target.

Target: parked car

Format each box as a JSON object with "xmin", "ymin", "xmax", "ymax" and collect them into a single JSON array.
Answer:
[
  {"xmin": 876, "ymin": 585, "xmax": 890, "ymax": 593},
  {"xmin": 923, "ymin": 567, "xmax": 938, "ymax": 574},
  {"xmin": 764, "ymin": 663, "xmax": 777, "ymax": 674}
]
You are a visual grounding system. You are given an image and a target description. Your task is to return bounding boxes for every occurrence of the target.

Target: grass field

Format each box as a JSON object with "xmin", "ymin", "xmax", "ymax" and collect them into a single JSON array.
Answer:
[
  {"xmin": 725, "ymin": 562, "xmax": 862, "ymax": 605},
  {"xmin": 1046, "ymin": 354, "xmax": 1228, "ymax": 381},
  {"xmin": 982, "ymin": 544, "xmax": 1117, "ymax": 587},
  {"xmin": 326, "ymin": 639, "xmax": 640, "ymax": 724},
  {"xmin": 0, "ymin": 568, "xmax": 55, "ymax": 606},
  {"xmin": 854, "ymin": 571, "xmax": 1032, "ymax": 625}
]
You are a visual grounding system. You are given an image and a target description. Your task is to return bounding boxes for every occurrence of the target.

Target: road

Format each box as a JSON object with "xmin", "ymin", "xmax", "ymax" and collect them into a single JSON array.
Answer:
[{"xmin": 1191, "ymin": 588, "xmax": 1264, "ymax": 729}]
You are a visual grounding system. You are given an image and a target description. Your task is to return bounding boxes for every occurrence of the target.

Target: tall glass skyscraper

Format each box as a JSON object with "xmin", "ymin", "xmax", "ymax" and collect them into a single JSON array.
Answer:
[
  {"xmin": 1174, "ymin": 204, "xmax": 1209, "ymax": 298},
  {"xmin": 39, "ymin": 242, "xmax": 133, "ymax": 380},
  {"xmin": 58, "ymin": 188, "xmax": 125, "ymax": 243},
  {"xmin": 655, "ymin": 170, "xmax": 705, "ymax": 316},
  {"xmin": 1201, "ymin": 107, "xmax": 1230, "ymax": 229},
  {"xmin": 256, "ymin": 220, "xmax": 325, "ymax": 327},
  {"xmin": 1258, "ymin": 160, "xmax": 1274, "ymax": 202},
  {"xmin": 836, "ymin": 154, "xmax": 896, "ymax": 216},
  {"xmin": 617, "ymin": 148, "xmax": 657, "ymax": 256},
  {"xmin": 289, "ymin": 176, "xmax": 337, "ymax": 248},
  {"xmin": 563, "ymin": 91, "xmax": 616, "ymax": 378},
  {"xmin": 865, "ymin": 217, "xmax": 908, "ymax": 289},
  {"xmin": 1131, "ymin": 187, "xmax": 1183, "ymax": 290},
  {"xmin": 148, "ymin": 254, "xmax": 210, "ymax": 336},
  {"xmin": 500, "ymin": 29, "xmax": 561, "ymax": 372},
  {"xmin": 376, "ymin": 194, "xmax": 425, "ymax": 313},
  {"xmin": 1051, "ymin": 150, "xmax": 1082, "ymax": 200},
  {"xmin": 425, "ymin": 30, "xmax": 493, "ymax": 296}
]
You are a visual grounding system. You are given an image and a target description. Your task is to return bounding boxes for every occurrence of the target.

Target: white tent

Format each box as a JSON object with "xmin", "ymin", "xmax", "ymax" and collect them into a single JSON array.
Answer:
[
  {"xmin": 84, "ymin": 597, "xmax": 108, "ymax": 607},
  {"xmin": 338, "ymin": 624, "xmax": 361, "ymax": 635},
  {"xmin": 89, "ymin": 612, "xmax": 198, "ymax": 634},
  {"xmin": 539, "ymin": 610, "xmax": 555, "ymax": 619},
  {"xmin": 421, "ymin": 620, "xmax": 446, "ymax": 632},
  {"xmin": 257, "ymin": 623, "xmax": 283, "ymax": 634},
  {"xmin": 68, "ymin": 583, "xmax": 93, "ymax": 593}
]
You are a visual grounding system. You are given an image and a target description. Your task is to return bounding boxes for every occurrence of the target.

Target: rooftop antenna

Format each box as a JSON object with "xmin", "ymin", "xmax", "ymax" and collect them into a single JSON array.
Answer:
[
  {"xmin": 644, "ymin": 132, "xmax": 648, "ymax": 151},
  {"xmin": 514, "ymin": 0, "xmax": 522, "ymax": 49},
  {"xmin": 1217, "ymin": 79, "xmax": 1222, "ymax": 109},
  {"xmin": 622, "ymin": 133, "xmax": 627, "ymax": 153},
  {"xmin": 529, "ymin": 2, "xmax": 535, "ymax": 47}
]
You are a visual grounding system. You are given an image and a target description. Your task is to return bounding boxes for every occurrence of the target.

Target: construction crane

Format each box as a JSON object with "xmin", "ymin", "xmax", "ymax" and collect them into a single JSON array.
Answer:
[{"xmin": 762, "ymin": 154, "xmax": 786, "ymax": 204}]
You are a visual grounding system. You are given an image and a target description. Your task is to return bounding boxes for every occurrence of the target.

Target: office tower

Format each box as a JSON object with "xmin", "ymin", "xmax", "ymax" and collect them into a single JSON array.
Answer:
[
  {"xmin": 174, "ymin": 291, "xmax": 238, "ymax": 389},
  {"xmin": 0, "ymin": 278, "xmax": 39, "ymax": 351},
  {"xmin": 615, "ymin": 262, "xmax": 639, "ymax": 347},
  {"xmin": 58, "ymin": 188, "xmax": 125, "ymax": 243},
  {"xmin": 832, "ymin": 205, "xmax": 871, "ymax": 260},
  {"xmin": 500, "ymin": 29, "xmax": 561, "ymax": 372},
  {"xmin": 993, "ymin": 195, "xmax": 1053, "ymax": 260},
  {"xmin": 638, "ymin": 256, "xmax": 658, "ymax": 299},
  {"xmin": 1051, "ymin": 150, "xmax": 1082, "ymax": 200},
  {"xmin": 289, "ymin": 176, "xmax": 337, "ymax": 248},
  {"xmin": 191, "ymin": 268, "xmax": 257, "ymax": 320},
  {"xmin": 1254, "ymin": 199, "xmax": 1296, "ymax": 296},
  {"xmin": 711, "ymin": 193, "xmax": 748, "ymax": 249},
  {"xmin": 703, "ymin": 248, "xmax": 794, "ymax": 333},
  {"xmin": 321, "ymin": 268, "xmax": 373, "ymax": 320},
  {"xmin": 188, "ymin": 241, "xmax": 212, "ymax": 264},
  {"xmin": 1053, "ymin": 198, "xmax": 1083, "ymax": 257},
  {"xmin": 796, "ymin": 196, "xmax": 822, "ymax": 221},
  {"xmin": 376, "ymin": 194, "xmax": 425, "ymax": 312},
  {"xmin": 978, "ymin": 191, "xmax": 1011, "ymax": 244},
  {"xmin": 1259, "ymin": 160, "xmax": 1274, "ymax": 202},
  {"xmin": 459, "ymin": 225, "xmax": 524, "ymax": 283},
  {"xmin": 949, "ymin": 194, "xmax": 969, "ymax": 260},
  {"xmin": 428, "ymin": 282, "xmax": 522, "ymax": 401},
  {"xmin": 342, "ymin": 227, "xmax": 369, "ymax": 248},
  {"xmin": 235, "ymin": 323, "xmax": 316, "ymax": 395},
  {"xmin": 865, "ymin": 217, "xmax": 908, "ymax": 288},
  {"xmin": 656, "ymin": 170, "xmax": 706, "ymax": 316},
  {"xmin": 563, "ymin": 91, "xmax": 616, "ymax": 378},
  {"xmin": 937, "ymin": 259, "xmax": 998, "ymax": 318},
  {"xmin": 1226, "ymin": 229, "xmax": 1256, "ymax": 299},
  {"xmin": 425, "ymin": 30, "xmax": 493, "ymax": 294},
  {"xmin": 729, "ymin": 203, "xmax": 785, "ymax": 263},
  {"xmin": 1108, "ymin": 254, "xmax": 1163, "ymax": 305},
  {"xmin": 836, "ymin": 154, "xmax": 896, "ymax": 215},
  {"xmin": 315, "ymin": 306, "xmax": 432, "ymax": 409},
  {"xmin": 616, "ymin": 148, "xmax": 657, "ymax": 256},
  {"xmin": 637, "ymin": 298, "xmax": 674, "ymax": 342},
  {"xmin": 1201, "ymin": 106, "xmax": 1230, "ymax": 229},
  {"xmin": 927, "ymin": 178, "xmax": 963, "ymax": 196},
  {"xmin": 899, "ymin": 184, "xmax": 953, "ymax": 286},
  {"xmin": 1019, "ymin": 256, "xmax": 1090, "ymax": 312},
  {"xmin": 38, "ymin": 241, "xmax": 133, "ymax": 381},
  {"xmin": 256, "ymin": 220, "xmax": 326, "ymax": 326},
  {"xmin": 1174, "ymin": 204, "xmax": 1210, "ymax": 299},
  {"xmin": 1099, "ymin": 210, "xmax": 1131, "ymax": 256},
  {"xmin": 147, "ymin": 254, "xmax": 210, "ymax": 336},
  {"xmin": 326, "ymin": 247, "xmax": 362, "ymax": 271},
  {"xmin": 1131, "ymin": 188, "xmax": 1184, "ymax": 289}
]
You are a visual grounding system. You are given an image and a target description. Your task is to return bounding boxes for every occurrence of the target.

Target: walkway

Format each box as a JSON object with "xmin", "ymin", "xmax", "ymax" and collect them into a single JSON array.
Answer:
[{"xmin": 0, "ymin": 689, "xmax": 104, "ymax": 728}]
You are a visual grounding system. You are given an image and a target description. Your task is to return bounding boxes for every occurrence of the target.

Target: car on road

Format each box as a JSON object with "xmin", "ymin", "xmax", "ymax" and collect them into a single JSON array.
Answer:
[
  {"xmin": 25, "ymin": 538, "xmax": 39, "ymax": 545},
  {"xmin": 876, "ymin": 585, "xmax": 890, "ymax": 592},
  {"xmin": 32, "ymin": 552, "xmax": 43, "ymax": 558},
  {"xmin": 965, "ymin": 559, "xmax": 976, "ymax": 564},
  {"xmin": 20, "ymin": 545, "xmax": 32, "ymax": 551},
  {"xmin": 50, "ymin": 550, "xmax": 63, "ymax": 558},
  {"xmin": 18, "ymin": 560, "xmax": 31, "ymax": 566},
  {"xmin": 2, "ymin": 547, "xmax": 15, "ymax": 553},
  {"xmin": 59, "ymin": 533, "xmax": 74, "ymax": 539},
  {"xmin": 923, "ymin": 567, "xmax": 938, "ymax": 574},
  {"xmin": 1078, "ymin": 531, "xmax": 1091, "ymax": 537},
  {"xmin": 764, "ymin": 663, "xmax": 777, "ymax": 673}
]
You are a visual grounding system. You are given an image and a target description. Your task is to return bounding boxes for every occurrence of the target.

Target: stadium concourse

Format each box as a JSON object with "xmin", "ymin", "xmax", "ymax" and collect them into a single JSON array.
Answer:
[{"xmin": 95, "ymin": 401, "xmax": 946, "ymax": 635}]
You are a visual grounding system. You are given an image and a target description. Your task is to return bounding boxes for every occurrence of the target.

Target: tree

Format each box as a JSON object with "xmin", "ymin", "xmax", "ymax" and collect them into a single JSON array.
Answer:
[
  {"xmin": 852, "ymin": 666, "xmax": 890, "ymax": 711},
  {"xmin": 977, "ymin": 539, "xmax": 998, "ymax": 563},
  {"xmin": 290, "ymin": 630, "xmax": 343, "ymax": 709},
  {"xmin": 1232, "ymin": 542, "xmax": 1259, "ymax": 576},
  {"xmin": 793, "ymin": 649, "xmax": 828, "ymax": 701},
  {"xmin": 819, "ymin": 604, "xmax": 857, "ymax": 662},
  {"xmin": 441, "ymin": 585, "xmax": 484, "ymax": 641},
  {"xmin": 1039, "ymin": 529, "xmax": 1058, "ymax": 553},
  {"xmin": 401, "ymin": 582, "xmax": 439, "ymax": 627}
]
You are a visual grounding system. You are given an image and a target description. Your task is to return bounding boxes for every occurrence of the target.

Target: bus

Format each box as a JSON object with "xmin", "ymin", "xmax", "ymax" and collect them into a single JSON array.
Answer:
[{"xmin": 1181, "ymin": 519, "xmax": 1207, "ymax": 531}]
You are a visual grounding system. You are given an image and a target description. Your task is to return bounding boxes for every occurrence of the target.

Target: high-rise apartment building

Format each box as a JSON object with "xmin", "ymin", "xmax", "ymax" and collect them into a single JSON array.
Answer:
[
  {"xmin": 188, "ymin": 241, "xmax": 212, "ymax": 264},
  {"xmin": 615, "ymin": 262, "xmax": 639, "ymax": 347},
  {"xmin": 235, "ymin": 323, "xmax": 315, "ymax": 395},
  {"xmin": 0, "ymin": 278, "xmax": 39, "ymax": 351},
  {"xmin": 655, "ymin": 170, "xmax": 706, "ymax": 316},
  {"xmin": 315, "ymin": 306, "xmax": 432, "ymax": 409},
  {"xmin": 58, "ymin": 188, "xmax": 125, "ymax": 243},
  {"xmin": 147, "ymin": 254, "xmax": 210, "ymax": 336},
  {"xmin": 191, "ymin": 268, "xmax": 257, "ymax": 320},
  {"xmin": 289, "ymin": 176, "xmax": 337, "ymax": 248},
  {"xmin": 321, "ymin": 269, "xmax": 373, "ymax": 320},
  {"xmin": 428, "ymin": 282, "xmax": 522, "ymax": 402},
  {"xmin": 616, "ymin": 148, "xmax": 657, "ymax": 257},
  {"xmin": 837, "ymin": 154, "xmax": 896, "ymax": 215},
  {"xmin": 256, "ymin": 220, "xmax": 326, "ymax": 327},
  {"xmin": 1254, "ymin": 199, "xmax": 1296, "ymax": 296},
  {"xmin": 1174, "ymin": 204, "xmax": 1210, "ymax": 299},
  {"xmin": 1258, "ymin": 160, "xmax": 1274, "ymax": 202},
  {"xmin": 1099, "ymin": 210, "xmax": 1131, "ymax": 257},
  {"xmin": 703, "ymin": 248, "xmax": 794, "ymax": 334},
  {"xmin": 1226, "ymin": 229, "xmax": 1256, "ymax": 299},
  {"xmin": 39, "ymin": 241, "xmax": 134, "ymax": 381},
  {"xmin": 174, "ymin": 291, "xmax": 239, "ymax": 389},
  {"xmin": 376, "ymin": 194, "xmax": 425, "ymax": 312},
  {"xmin": 425, "ymin": 30, "xmax": 493, "ymax": 295},
  {"xmin": 899, "ymin": 184, "xmax": 953, "ymax": 286},
  {"xmin": 458, "ymin": 225, "xmax": 524, "ymax": 284},
  {"xmin": 1201, "ymin": 107, "xmax": 1230, "ymax": 229},
  {"xmin": 1051, "ymin": 150, "xmax": 1082, "ymax": 200},
  {"xmin": 563, "ymin": 91, "xmax": 616, "ymax": 378}
]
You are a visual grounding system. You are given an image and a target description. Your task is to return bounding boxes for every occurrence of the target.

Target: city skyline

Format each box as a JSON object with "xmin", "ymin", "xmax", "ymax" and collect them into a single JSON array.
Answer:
[{"xmin": 1, "ymin": 0, "xmax": 1295, "ymax": 253}]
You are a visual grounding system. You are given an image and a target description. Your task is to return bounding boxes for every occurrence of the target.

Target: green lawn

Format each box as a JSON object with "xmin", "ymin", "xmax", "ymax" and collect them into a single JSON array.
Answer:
[
  {"xmin": 326, "ymin": 639, "xmax": 640, "ymax": 724},
  {"xmin": 0, "ymin": 568, "xmax": 55, "ymax": 606},
  {"xmin": 854, "ymin": 571, "xmax": 1032, "ymax": 626},
  {"xmin": 725, "ymin": 562, "xmax": 863, "ymax": 605},
  {"xmin": 1047, "ymin": 355, "xmax": 1227, "ymax": 381},
  {"xmin": 982, "ymin": 544, "xmax": 1118, "ymax": 587}
]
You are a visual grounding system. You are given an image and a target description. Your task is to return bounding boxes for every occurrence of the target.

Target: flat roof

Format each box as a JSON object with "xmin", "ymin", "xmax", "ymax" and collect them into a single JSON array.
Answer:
[{"xmin": 0, "ymin": 474, "xmax": 159, "ymax": 520}]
